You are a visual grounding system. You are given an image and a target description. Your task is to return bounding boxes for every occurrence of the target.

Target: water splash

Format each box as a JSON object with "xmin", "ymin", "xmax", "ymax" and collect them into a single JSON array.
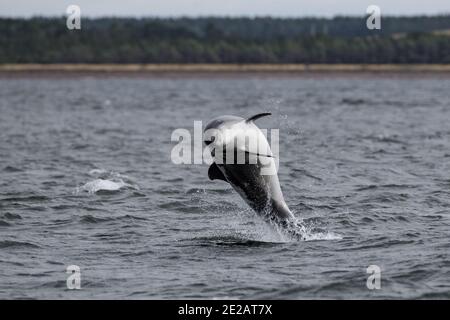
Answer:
[
  {"xmin": 80, "ymin": 179, "xmax": 130, "ymax": 193},
  {"xmin": 224, "ymin": 209, "xmax": 341, "ymax": 243},
  {"xmin": 76, "ymin": 169, "xmax": 139, "ymax": 194},
  {"xmin": 288, "ymin": 217, "xmax": 343, "ymax": 242}
]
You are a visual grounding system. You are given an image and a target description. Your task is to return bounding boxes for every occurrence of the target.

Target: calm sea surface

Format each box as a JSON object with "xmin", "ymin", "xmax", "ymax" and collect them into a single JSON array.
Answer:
[{"xmin": 0, "ymin": 73, "xmax": 449, "ymax": 299}]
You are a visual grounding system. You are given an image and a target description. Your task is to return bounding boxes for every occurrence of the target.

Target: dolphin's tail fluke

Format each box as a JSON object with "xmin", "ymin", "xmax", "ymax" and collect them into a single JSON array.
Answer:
[{"xmin": 245, "ymin": 112, "xmax": 272, "ymax": 123}]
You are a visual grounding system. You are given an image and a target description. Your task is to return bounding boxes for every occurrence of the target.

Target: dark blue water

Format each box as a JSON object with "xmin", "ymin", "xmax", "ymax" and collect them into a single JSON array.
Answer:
[{"xmin": 0, "ymin": 73, "xmax": 449, "ymax": 299}]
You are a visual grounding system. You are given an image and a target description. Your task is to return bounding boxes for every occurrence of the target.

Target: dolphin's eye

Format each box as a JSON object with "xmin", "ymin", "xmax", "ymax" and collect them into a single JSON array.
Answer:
[{"xmin": 204, "ymin": 136, "xmax": 215, "ymax": 146}]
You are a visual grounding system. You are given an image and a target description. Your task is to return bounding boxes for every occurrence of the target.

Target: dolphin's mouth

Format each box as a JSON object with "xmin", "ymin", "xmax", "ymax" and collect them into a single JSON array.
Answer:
[{"xmin": 203, "ymin": 136, "xmax": 215, "ymax": 146}]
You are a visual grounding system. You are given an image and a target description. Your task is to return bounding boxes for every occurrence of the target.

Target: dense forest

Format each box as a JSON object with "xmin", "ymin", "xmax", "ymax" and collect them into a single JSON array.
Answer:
[{"xmin": 0, "ymin": 16, "xmax": 449, "ymax": 63}]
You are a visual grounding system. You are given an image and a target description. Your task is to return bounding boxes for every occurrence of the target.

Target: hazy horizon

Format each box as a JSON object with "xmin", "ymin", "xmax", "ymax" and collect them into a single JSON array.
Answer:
[
  {"xmin": 2, "ymin": 13, "xmax": 450, "ymax": 19},
  {"xmin": 1, "ymin": 0, "xmax": 449, "ymax": 18}
]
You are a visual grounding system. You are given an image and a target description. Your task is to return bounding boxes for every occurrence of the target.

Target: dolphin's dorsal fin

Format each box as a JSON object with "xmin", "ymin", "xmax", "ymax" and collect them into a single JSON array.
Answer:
[
  {"xmin": 208, "ymin": 163, "xmax": 227, "ymax": 182},
  {"xmin": 245, "ymin": 112, "xmax": 272, "ymax": 123}
]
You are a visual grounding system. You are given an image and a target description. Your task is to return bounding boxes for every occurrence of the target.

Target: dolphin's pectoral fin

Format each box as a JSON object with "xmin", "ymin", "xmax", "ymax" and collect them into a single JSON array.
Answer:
[{"xmin": 208, "ymin": 163, "xmax": 227, "ymax": 182}]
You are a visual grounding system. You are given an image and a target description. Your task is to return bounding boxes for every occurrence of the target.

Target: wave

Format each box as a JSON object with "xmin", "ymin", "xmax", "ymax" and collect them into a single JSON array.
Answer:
[
  {"xmin": 0, "ymin": 212, "xmax": 22, "ymax": 220},
  {"xmin": 0, "ymin": 220, "xmax": 11, "ymax": 227},
  {"xmin": 0, "ymin": 195, "xmax": 50, "ymax": 202},
  {"xmin": 188, "ymin": 234, "xmax": 283, "ymax": 247},
  {"xmin": 2, "ymin": 165, "xmax": 22, "ymax": 172},
  {"xmin": 80, "ymin": 214, "xmax": 111, "ymax": 224},
  {"xmin": 0, "ymin": 240, "xmax": 40, "ymax": 249},
  {"xmin": 80, "ymin": 214, "xmax": 147, "ymax": 224}
]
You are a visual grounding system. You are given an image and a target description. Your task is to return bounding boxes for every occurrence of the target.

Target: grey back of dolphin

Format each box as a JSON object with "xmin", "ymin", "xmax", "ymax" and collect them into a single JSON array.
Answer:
[{"xmin": 204, "ymin": 113, "xmax": 295, "ymax": 225}]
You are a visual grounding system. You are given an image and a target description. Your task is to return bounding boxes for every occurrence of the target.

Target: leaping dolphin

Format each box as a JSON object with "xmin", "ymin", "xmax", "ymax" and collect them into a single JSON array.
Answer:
[{"xmin": 204, "ymin": 113, "xmax": 299, "ymax": 234}]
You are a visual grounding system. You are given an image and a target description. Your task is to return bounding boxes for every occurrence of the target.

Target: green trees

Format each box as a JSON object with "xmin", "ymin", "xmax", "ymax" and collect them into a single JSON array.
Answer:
[{"xmin": 0, "ymin": 16, "xmax": 449, "ymax": 63}]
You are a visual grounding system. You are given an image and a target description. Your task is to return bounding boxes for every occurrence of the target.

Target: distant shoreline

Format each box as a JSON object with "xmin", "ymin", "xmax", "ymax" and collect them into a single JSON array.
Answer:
[{"xmin": 1, "ymin": 64, "xmax": 450, "ymax": 73}]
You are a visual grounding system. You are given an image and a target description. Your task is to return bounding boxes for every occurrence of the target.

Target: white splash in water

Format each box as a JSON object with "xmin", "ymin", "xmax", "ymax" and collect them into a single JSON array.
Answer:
[
  {"xmin": 303, "ymin": 231, "xmax": 342, "ymax": 241},
  {"xmin": 81, "ymin": 179, "xmax": 129, "ymax": 193},
  {"xmin": 225, "ymin": 209, "xmax": 342, "ymax": 243},
  {"xmin": 294, "ymin": 217, "xmax": 343, "ymax": 241},
  {"xmin": 77, "ymin": 169, "xmax": 139, "ymax": 194}
]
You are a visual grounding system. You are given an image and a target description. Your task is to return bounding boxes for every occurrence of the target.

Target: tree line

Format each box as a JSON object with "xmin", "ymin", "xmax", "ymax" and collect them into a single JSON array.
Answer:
[{"xmin": 0, "ymin": 16, "xmax": 449, "ymax": 63}]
